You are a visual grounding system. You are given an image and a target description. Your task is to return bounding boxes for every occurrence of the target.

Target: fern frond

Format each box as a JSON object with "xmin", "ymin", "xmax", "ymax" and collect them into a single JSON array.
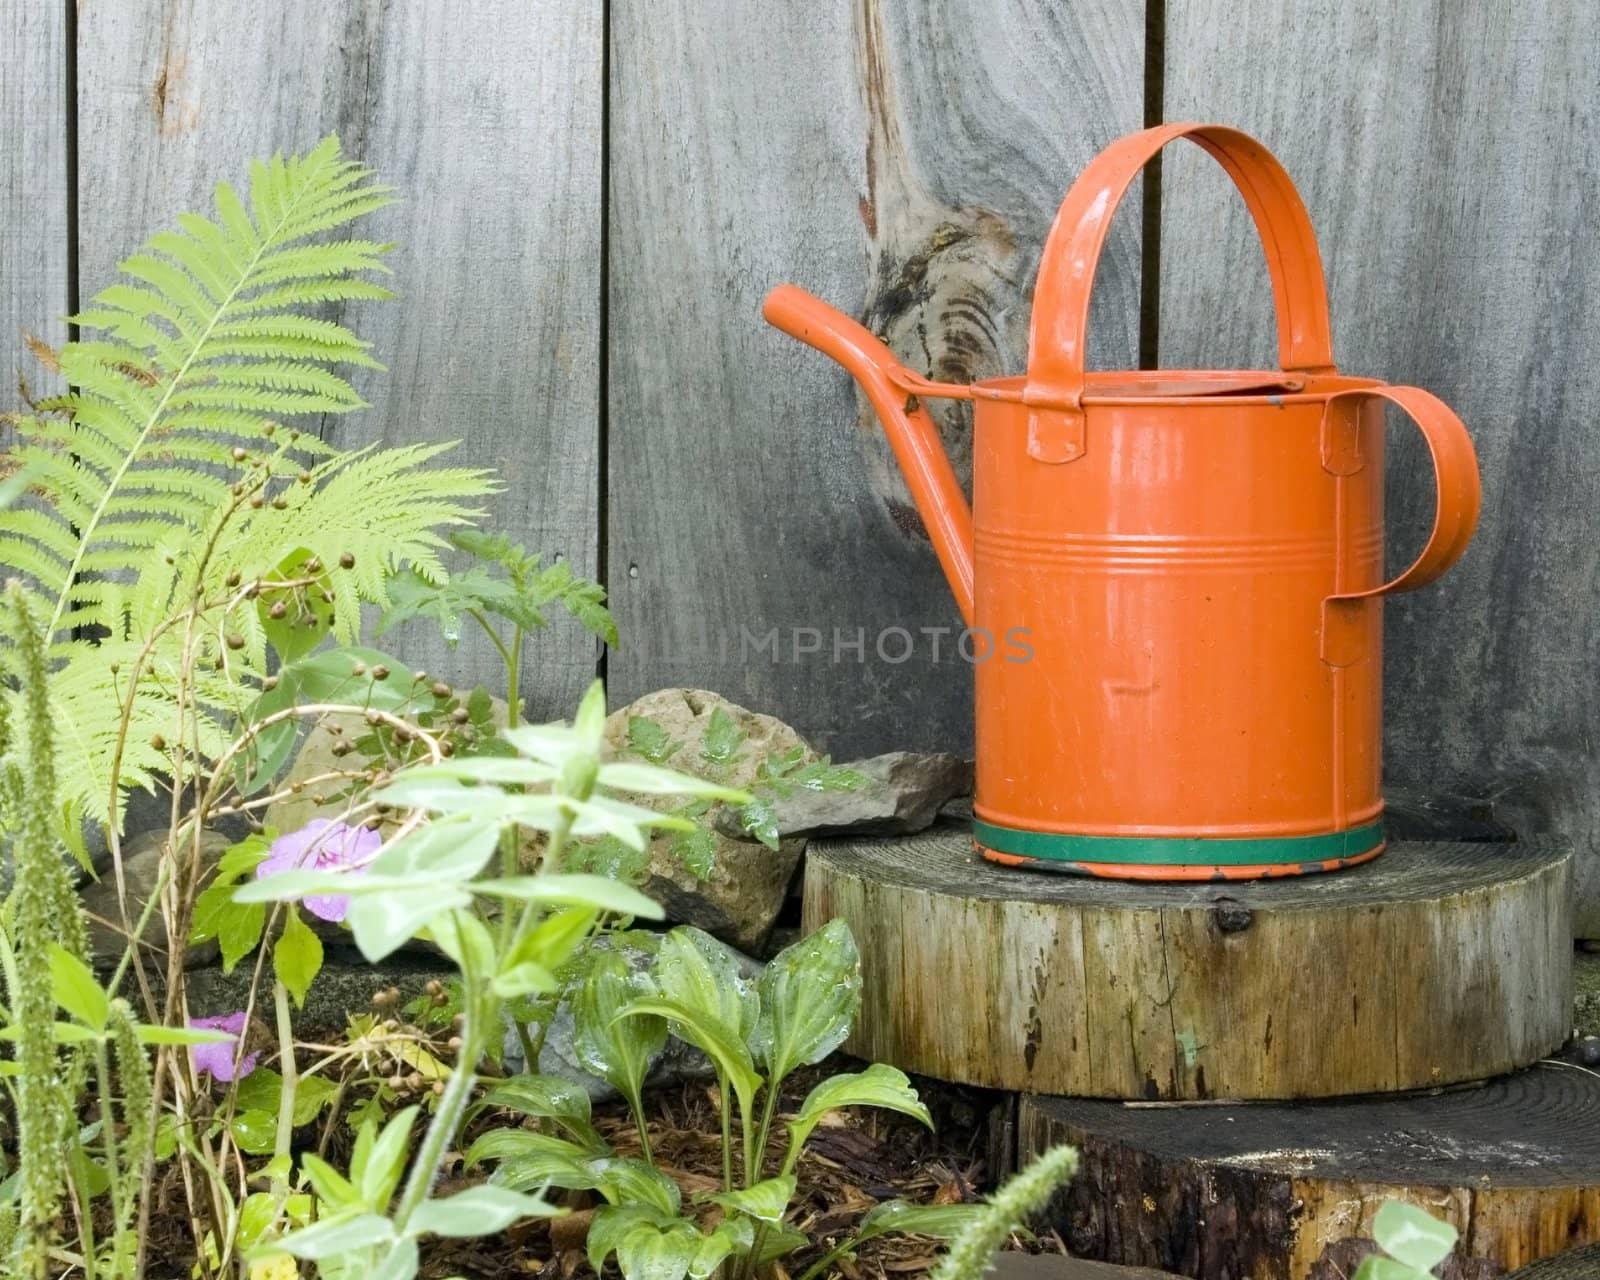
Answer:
[{"xmin": 0, "ymin": 136, "xmax": 497, "ymax": 834}]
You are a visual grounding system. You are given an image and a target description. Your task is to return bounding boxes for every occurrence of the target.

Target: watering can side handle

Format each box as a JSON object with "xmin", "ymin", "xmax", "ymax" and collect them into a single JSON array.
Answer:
[
  {"xmin": 1024, "ymin": 123, "xmax": 1336, "ymax": 462},
  {"xmin": 762, "ymin": 284, "xmax": 977, "ymax": 625},
  {"xmin": 1326, "ymin": 386, "xmax": 1481, "ymax": 602}
]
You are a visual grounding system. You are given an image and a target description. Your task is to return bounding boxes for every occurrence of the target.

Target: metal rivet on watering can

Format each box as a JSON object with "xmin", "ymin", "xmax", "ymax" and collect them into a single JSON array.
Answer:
[{"xmin": 764, "ymin": 122, "xmax": 1482, "ymax": 883}]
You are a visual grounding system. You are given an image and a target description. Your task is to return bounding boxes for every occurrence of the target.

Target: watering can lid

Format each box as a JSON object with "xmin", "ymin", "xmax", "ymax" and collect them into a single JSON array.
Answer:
[{"xmin": 944, "ymin": 369, "xmax": 1310, "ymax": 404}]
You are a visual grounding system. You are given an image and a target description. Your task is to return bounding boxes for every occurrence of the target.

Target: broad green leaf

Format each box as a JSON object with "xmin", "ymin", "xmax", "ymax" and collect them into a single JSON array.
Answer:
[
  {"xmin": 573, "ymin": 951, "xmax": 667, "ymax": 1110},
  {"xmin": 359, "ymin": 1105, "xmax": 419, "ymax": 1210},
  {"xmin": 192, "ymin": 891, "xmax": 266, "ymax": 972},
  {"xmin": 1355, "ymin": 1259, "xmax": 1436, "ymax": 1280},
  {"xmin": 274, "ymin": 906, "xmax": 323, "ymax": 1008},
  {"xmin": 346, "ymin": 886, "xmax": 472, "ymax": 962},
  {"xmin": 370, "ymin": 1238, "xmax": 420, "ymax": 1280},
  {"xmin": 493, "ymin": 961, "xmax": 558, "ymax": 1000},
  {"xmin": 426, "ymin": 908, "xmax": 497, "ymax": 979},
  {"xmin": 597, "ymin": 760, "xmax": 750, "ymax": 803},
  {"xmin": 231, "ymin": 1070, "xmax": 337, "ymax": 1130},
  {"xmin": 753, "ymin": 1222, "xmax": 809, "ymax": 1263},
  {"xmin": 274, "ymin": 1211, "xmax": 395, "ymax": 1259},
  {"xmin": 481, "ymin": 1075, "xmax": 602, "ymax": 1150},
  {"xmin": 689, "ymin": 1218, "xmax": 755, "ymax": 1279},
  {"xmin": 752, "ymin": 919, "xmax": 862, "ymax": 1087},
  {"xmin": 1372, "ymin": 1201, "xmax": 1458, "ymax": 1272},
  {"xmin": 626, "ymin": 716, "xmax": 680, "ymax": 764},
  {"xmin": 699, "ymin": 706, "xmax": 745, "ymax": 765},
  {"xmin": 587, "ymin": 1206, "xmax": 676, "ymax": 1278},
  {"xmin": 733, "ymin": 798, "xmax": 781, "ymax": 850},
  {"xmin": 670, "ymin": 826, "xmax": 716, "ymax": 881},
  {"xmin": 573, "ymin": 679, "xmax": 607, "ymax": 751},
  {"xmin": 855, "ymin": 1198, "xmax": 986, "ymax": 1242},
  {"xmin": 615, "ymin": 1216, "xmax": 701, "ymax": 1280},
  {"xmin": 409, "ymin": 1185, "xmax": 561, "ymax": 1238},
  {"xmin": 705, "ymin": 1175, "xmax": 795, "ymax": 1224},
  {"xmin": 299, "ymin": 1152, "xmax": 358, "ymax": 1210},
  {"xmin": 49, "ymin": 945, "xmax": 109, "ymax": 1029},
  {"xmin": 367, "ymin": 818, "xmax": 501, "ymax": 882},
  {"xmin": 615, "ymin": 996, "xmax": 761, "ymax": 1119},
  {"xmin": 592, "ymin": 1158, "xmax": 681, "ymax": 1216},
  {"xmin": 786, "ymin": 1064, "xmax": 930, "ymax": 1164},
  {"xmin": 475, "ymin": 873, "xmax": 663, "ymax": 919},
  {"xmin": 470, "ymin": 1130, "xmax": 600, "ymax": 1193},
  {"xmin": 231, "ymin": 1109, "xmax": 279, "ymax": 1155},
  {"xmin": 510, "ymin": 904, "xmax": 599, "ymax": 972},
  {"xmin": 568, "ymin": 794, "xmax": 696, "ymax": 849},
  {"xmin": 651, "ymin": 927, "xmax": 757, "ymax": 1044}
]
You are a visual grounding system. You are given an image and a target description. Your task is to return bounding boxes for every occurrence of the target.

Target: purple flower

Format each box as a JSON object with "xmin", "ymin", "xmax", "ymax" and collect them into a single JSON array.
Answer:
[
  {"xmin": 255, "ymin": 819, "xmax": 381, "ymax": 923},
  {"xmin": 190, "ymin": 1011, "xmax": 258, "ymax": 1082}
]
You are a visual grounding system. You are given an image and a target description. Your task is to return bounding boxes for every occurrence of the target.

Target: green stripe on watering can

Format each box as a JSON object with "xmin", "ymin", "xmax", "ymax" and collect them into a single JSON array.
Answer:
[{"xmin": 972, "ymin": 818, "xmax": 1386, "ymax": 866}]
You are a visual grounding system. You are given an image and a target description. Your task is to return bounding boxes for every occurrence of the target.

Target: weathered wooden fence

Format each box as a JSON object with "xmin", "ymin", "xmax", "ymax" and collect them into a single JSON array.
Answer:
[{"xmin": 5, "ymin": 1, "xmax": 1599, "ymax": 929}]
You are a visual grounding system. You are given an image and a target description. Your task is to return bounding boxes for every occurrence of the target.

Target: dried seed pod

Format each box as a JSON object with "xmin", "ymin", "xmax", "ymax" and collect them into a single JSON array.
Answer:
[
  {"xmin": 150, "ymin": 733, "xmax": 166, "ymax": 751},
  {"xmin": 371, "ymin": 665, "xmax": 390, "ymax": 681},
  {"xmin": 271, "ymin": 496, "xmax": 288, "ymax": 510},
  {"xmin": 249, "ymin": 495, "xmax": 265, "ymax": 509},
  {"xmin": 231, "ymin": 446, "xmax": 248, "ymax": 462},
  {"xmin": 225, "ymin": 570, "xmax": 242, "ymax": 587},
  {"xmin": 352, "ymin": 663, "xmax": 367, "ymax": 677},
  {"xmin": 450, "ymin": 707, "xmax": 471, "ymax": 724},
  {"xmin": 298, "ymin": 471, "xmax": 312, "ymax": 485},
  {"xmin": 262, "ymin": 675, "xmax": 279, "ymax": 691},
  {"xmin": 268, "ymin": 600, "xmax": 288, "ymax": 619},
  {"xmin": 330, "ymin": 741, "xmax": 352, "ymax": 758},
  {"xmin": 365, "ymin": 709, "xmax": 382, "ymax": 726},
  {"xmin": 262, "ymin": 423, "xmax": 276, "ymax": 437},
  {"xmin": 339, "ymin": 551, "xmax": 355, "ymax": 569},
  {"xmin": 431, "ymin": 682, "xmax": 451, "ymax": 699},
  {"xmin": 305, "ymin": 557, "xmax": 322, "ymax": 573},
  {"xmin": 225, "ymin": 633, "xmax": 244, "ymax": 650}
]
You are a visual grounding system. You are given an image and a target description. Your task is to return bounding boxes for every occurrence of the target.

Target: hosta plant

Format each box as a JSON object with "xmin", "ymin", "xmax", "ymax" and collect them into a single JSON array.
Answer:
[{"xmin": 468, "ymin": 921, "xmax": 984, "ymax": 1280}]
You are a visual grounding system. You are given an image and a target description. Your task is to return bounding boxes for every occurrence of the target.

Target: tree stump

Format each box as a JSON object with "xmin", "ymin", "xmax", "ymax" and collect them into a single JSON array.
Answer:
[
  {"xmin": 1016, "ymin": 1067, "xmax": 1600, "ymax": 1278},
  {"xmin": 803, "ymin": 826, "xmax": 1571, "ymax": 1099}
]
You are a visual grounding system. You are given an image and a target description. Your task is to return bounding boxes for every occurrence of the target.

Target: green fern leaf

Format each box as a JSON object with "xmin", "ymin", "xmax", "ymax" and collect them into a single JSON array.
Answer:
[{"xmin": 0, "ymin": 136, "xmax": 493, "ymax": 833}]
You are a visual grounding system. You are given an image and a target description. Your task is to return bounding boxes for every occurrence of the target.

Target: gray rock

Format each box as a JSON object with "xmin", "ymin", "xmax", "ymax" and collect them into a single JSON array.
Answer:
[
  {"xmin": 602, "ymin": 689, "xmax": 813, "ymax": 954},
  {"xmin": 713, "ymin": 750, "xmax": 974, "ymax": 839},
  {"xmin": 81, "ymin": 828, "xmax": 230, "ymax": 970}
]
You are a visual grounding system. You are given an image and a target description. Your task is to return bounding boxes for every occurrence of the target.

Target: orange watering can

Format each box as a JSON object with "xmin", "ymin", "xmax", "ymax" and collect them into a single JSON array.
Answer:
[{"xmin": 764, "ymin": 122, "xmax": 1481, "ymax": 880}]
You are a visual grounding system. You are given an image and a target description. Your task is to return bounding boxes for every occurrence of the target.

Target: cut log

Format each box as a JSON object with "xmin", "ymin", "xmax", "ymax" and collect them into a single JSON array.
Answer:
[
  {"xmin": 1506, "ymin": 1241, "xmax": 1600, "ymax": 1277},
  {"xmin": 1017, "ymin": 1067, "xmax": 1600, "ymax": 1279},
  {"xmin": 803, "ymin": 826, "xmax": 1571, "ymax": 1099}
]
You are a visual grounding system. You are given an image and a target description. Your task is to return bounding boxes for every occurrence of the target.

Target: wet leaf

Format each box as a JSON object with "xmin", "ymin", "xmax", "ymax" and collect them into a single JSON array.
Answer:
[{"xmin": 751, "ymin": 918, "xmax": 862, "ymax": 1087}]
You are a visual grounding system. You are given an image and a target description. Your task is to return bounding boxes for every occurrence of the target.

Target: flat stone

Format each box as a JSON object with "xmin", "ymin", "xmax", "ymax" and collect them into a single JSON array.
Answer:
[{"xmin": 713, "ymin": 750, "xmax": 973, "ymax": 839}]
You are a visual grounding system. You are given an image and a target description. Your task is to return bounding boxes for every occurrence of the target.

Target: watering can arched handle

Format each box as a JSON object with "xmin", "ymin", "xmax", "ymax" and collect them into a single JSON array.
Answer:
[
  {"xmin": 1321, "ymin": 385, "xmax": 1481, "ymax": 665},
  {"xmin": 1025, "ymin": 123, "xmax": 1335, "ymax": 462}
]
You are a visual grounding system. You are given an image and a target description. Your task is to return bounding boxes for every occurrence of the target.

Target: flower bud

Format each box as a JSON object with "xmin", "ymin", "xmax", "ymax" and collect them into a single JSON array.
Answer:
[{"xmin": 339, "ymin": 552, "xmax": 355, "ymax": 569}]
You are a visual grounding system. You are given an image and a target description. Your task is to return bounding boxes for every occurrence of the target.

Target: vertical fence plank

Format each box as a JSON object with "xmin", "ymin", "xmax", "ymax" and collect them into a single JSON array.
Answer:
[
  {"xmin": 608, "ymin": 0, "xmax": 1143, "ymax": 755},
  {"xmin": 1, "ymin": 0, "xmax": 67, "ymax": 404},
  {"xmin": 75, "ymin": 0, "xmax": 602, "ymax": 716},
  {"xmin": 1161, "ymin": 6, "xmax": 1600, "ymax": 929}
]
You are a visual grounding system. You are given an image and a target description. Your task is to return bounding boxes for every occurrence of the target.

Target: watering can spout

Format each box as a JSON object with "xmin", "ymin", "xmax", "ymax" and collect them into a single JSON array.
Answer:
[{"xmin": 762, "ymin": 284, "xmax": 976, "ymax": 625}]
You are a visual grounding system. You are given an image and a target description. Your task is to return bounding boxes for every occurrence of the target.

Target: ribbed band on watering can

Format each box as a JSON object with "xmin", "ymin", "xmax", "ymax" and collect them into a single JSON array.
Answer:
[{"xmin": 763, "ymin": 122, "xmax": 1482, "ymax": 882}]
